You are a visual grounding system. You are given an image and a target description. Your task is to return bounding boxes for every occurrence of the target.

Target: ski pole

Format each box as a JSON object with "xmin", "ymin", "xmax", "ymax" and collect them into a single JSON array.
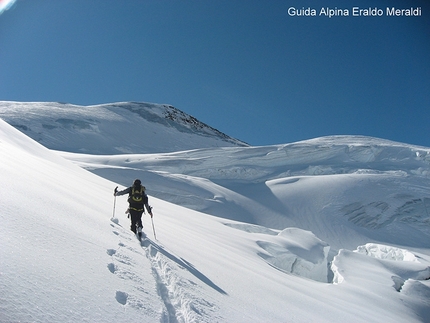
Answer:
[
  {"xmin": 112, "ymin": 186, "xmax": 118, "ymax": 219},
  {"xmin": 150, "ymin": 212, "xmax": 157, "ymax": 240}
]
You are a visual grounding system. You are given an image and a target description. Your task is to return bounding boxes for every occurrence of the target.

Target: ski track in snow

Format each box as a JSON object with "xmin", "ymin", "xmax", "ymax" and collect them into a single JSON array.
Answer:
[
  {"xmin": 107, "ymin": 220, "xmax": 159, "ymax": 318},
  {"xmin": 108, "ymin": 218, "xmax": 219, "ymax": 323}
]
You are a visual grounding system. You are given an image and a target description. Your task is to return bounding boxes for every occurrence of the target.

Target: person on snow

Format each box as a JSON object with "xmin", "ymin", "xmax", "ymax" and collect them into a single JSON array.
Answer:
[{"xmin": 114, "ymin": 179, "xmax": 153, "ymax": 234}]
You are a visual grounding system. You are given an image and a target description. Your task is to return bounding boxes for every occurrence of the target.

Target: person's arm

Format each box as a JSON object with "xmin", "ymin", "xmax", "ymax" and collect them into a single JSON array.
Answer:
[
  {"xmin": 144, "ymin": 203, "xmax": 153, "ymax": 216},
  {"xmin": 143, "ymin": 192, "xmax": 153, "ymax": 216},
  {"xmin": 115, "ymin": 187, "xmax": 131, "ymax": 196}
]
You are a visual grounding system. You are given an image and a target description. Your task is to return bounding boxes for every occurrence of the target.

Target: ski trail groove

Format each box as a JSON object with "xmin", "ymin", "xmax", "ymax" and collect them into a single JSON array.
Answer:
[
  {"xmin": 110, "ymin": 220, "xmax": 218, "ymax": 322},
  {"xmin": 142, "ymin": 238, "xmax": 204, "ymax": 323},
  {"xmin": 107, "ymin": 222, "xmax": 160, "ymax": 317}
]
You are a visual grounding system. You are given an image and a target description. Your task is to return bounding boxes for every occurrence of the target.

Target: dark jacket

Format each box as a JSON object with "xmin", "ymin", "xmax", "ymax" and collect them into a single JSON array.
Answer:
[{"xmin": 116, "ymin": 185, "xmax": 152, "ymax": 214}]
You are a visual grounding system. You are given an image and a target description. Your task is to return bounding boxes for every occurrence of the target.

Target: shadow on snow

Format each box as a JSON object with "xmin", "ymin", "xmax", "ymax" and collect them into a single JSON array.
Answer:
[{"xmin": 142, "ymin": 237, "xmax": 228, "ymax": 295}]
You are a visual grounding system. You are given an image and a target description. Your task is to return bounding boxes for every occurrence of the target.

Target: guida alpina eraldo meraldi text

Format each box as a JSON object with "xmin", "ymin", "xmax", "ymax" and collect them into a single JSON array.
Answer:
[{"xmin": 288, "ymin": 6, "xmax": 422, "ymax": 18}]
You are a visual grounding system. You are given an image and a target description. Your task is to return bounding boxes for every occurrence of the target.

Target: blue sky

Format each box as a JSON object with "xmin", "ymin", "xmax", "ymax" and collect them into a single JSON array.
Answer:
[{"xmin": 1, "ymin": 0, "xmax": 429, "ymax": 147}]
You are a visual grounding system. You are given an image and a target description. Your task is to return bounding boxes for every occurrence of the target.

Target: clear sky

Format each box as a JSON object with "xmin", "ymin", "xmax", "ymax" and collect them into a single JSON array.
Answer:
[{"xmin": 1, "ymin": 0, "xmax": 429, "ymax": 147}]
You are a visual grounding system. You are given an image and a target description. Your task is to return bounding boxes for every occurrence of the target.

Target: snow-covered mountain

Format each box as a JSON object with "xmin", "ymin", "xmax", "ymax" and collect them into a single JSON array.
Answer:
[
  {"xmin": 0, "ymin": 101, "xmax": 248, "ymax": 154},
  {"xmin": 1, "ymin": 102, "xmax": 430, "ymax": 323}
]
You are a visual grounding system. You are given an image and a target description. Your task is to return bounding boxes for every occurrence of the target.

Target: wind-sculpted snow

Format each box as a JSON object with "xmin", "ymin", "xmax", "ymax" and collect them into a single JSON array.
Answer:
[
  {"xmin": 257, "ymin": 228, "xmax": 330, "ymax": 283},
  {"xmin": 355, "ymin": 243, "xmax": 419, "ymax": 262},
  {"xmin": 225, "ymin": 224, "xmax": 331, "ymax": 282},
  {"xmin": 331, "ymin": 243, "xmax": 430, "ymax": 320},
  {"xmin": 61, "ymin": 135, "xmax": 430, "ymax": 182},
  {"xmin": 60, "ymin": 135, "xmax": 430, "ymax": 251}
]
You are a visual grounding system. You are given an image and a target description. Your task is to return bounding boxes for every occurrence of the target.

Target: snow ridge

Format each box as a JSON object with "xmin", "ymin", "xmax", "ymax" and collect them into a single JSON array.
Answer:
[
  {"xmin": 0, "ymin": 101, "xmax": 248, "ymax": 154},
  {"xmin": 62, "ymin": 136, "xmax": 430, "ymax": 249}
]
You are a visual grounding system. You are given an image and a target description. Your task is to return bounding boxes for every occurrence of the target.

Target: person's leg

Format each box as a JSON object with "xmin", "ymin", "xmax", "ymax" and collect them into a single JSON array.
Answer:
[
  {"xmin": 137, "ymin": 211, "xmax": 143, "ymax": 229},
  {"xmin": 129, "ymin": 209, "xmax": 139, "ymax": 233}
]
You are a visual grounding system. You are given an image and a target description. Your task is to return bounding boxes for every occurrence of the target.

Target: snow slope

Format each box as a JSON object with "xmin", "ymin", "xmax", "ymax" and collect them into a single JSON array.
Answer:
[
  {"xmin": 0, "ymin": 101, "xmax": 248, "ymax": 154},
  {"xmin": 1, "ymin": 103, "xmax": 430, "ymax": 322},
  {"xmin": 62, "ymin": 135, "xmax": 430, "ymax": 252}
]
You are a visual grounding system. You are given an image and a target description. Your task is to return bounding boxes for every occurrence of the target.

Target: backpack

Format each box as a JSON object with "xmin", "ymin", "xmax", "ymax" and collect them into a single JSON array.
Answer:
[{"xmin": 128, "ymin": 185, "xmax": 146, "ymax": 205}]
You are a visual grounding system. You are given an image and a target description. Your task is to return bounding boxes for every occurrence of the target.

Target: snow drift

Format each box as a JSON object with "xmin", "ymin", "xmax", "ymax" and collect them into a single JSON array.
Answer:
[{"xmin": 257, "ymin": 228, "xmax": 330, "ymax": 282}]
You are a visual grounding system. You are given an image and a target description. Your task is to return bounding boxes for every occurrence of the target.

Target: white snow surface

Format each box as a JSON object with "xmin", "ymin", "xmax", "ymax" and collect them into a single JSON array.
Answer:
[
  {"xmin": 0, "ymin": 101, "xmax": 248, "ymax": 154},
  {"xmin": 1, "ymin": 102, "xmax": 430, "ymax": 323}
]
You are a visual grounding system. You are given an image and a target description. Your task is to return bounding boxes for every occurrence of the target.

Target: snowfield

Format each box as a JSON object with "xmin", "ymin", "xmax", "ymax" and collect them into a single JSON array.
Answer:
[
  {"xmin": 1, "ymin": 101, "xmax": 430, "ymax": 322},
  {"xmin": 0, "ymin": 101, "xmax": 247, "ymax": 154}
]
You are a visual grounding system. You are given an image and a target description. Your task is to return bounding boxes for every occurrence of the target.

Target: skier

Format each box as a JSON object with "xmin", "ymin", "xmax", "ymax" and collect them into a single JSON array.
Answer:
[{"xmin": 114, "ymin": 179, "xmax": 153, "ymax": 235}]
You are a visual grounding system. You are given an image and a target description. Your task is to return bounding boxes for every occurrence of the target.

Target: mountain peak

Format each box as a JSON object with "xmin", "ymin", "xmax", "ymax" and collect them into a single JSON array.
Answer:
[{"xmin": 0, "ymin": 101, "xmax": 248, "ymax": 154}]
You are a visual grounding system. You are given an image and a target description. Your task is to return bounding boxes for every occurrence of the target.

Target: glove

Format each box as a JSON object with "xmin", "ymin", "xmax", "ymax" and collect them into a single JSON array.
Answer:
[{"xmin": 114, "ymin": 186, "xmax": 118, "ymax": 196}]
